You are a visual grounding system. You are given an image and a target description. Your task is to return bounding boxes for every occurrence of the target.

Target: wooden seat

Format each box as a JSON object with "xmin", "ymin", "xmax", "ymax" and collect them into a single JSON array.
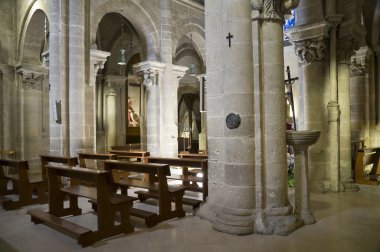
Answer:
[
  {"xmin": 0, "ymin": 159, "xmax": 48, "ymax": 210},
  {"xmin": 109, "ymin": 150, "xmax": 150, "ymax": 162},
  {"xmin": 354, "ymin": 148, "xmax": 380, "ymax": 185},
  {"xmin": 104, "ymin": 160, "xmax": 187, "ymax": 227},
  {"xmin": 27, "ymin": 164, "xmax": 135, "ymax": 247},
  {"xmin": 146, "ymin": 157, "xmax": 208, "ymax": 208},
  {"xmin": 40, "ymin": 155, "xmax": 79, "ymax": 185}
]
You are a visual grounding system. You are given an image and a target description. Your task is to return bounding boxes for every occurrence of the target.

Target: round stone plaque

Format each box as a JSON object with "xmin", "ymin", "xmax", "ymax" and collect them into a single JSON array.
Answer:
[{"xmin": 226, "ymin": 113, "xmax": 241, "ymax": 129}]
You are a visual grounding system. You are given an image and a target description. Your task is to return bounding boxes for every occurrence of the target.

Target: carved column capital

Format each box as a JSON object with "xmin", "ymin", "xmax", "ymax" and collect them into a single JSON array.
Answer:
[
  {"xmin": 133, "ymin": 61, "xmax": 166, "ymax": 87},
  {"xmin": 105, "ymin": 83, "xmax": 117, "ymax": 96},
  {"xmin": 251, "ymin": 0, "xmax": 299, "ymax": 23},
  {"xmin": 349, "ymin": 46, "xmax": 371, "ymax": 77},
  {"xmin": 90, "ymin": 49, "xmax": 111, "ymax": 87},
  {"xmin": 22, "ymin": 72, "xmax": 44, "ymax": 91},
  {"xmin": 294, "ymin": 38, "xmax": 327, "ymax": 65}
]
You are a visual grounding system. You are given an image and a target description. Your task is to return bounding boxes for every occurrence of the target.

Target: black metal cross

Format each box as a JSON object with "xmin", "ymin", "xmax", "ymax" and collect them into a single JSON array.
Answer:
[
  {"xmin": 226, "ymin": 32, "xmax": 233, "ymax": 47},
  {"xmin": 284, "ymin": 66, "xmax": 298, "ymax": 131}
]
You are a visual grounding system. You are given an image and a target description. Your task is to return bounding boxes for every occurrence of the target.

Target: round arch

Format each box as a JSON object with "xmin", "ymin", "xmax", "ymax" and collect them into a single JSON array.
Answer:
[
  {"xmin": 17, "ymin": 0, "xmax": 49, "ymax": 64},
  {"xmin": 91, "ymin": 0, "xmax": 160, "ymax": 61}
]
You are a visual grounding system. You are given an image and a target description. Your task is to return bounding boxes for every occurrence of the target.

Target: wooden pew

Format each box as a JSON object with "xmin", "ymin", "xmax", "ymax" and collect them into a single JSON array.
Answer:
[
  {"xmin": 178, "ymin": 152, "xmax": 208, "ymax": 159},
  {"xmin": 40, "ymin": 155, "xmax": 79, "ymax": 185},
  {"xmin": 109, "ymin": 150, "xmax": 150, "ymax": 162},
  {"xmin": 144, "ymin": 157, "xmax": 208, "ymax": 209},
  {"xmin": 0, "ymin": 159, "xmax": 48, "ymax": 210},
  {"xmin": 74, "ymin": 153, "xmax": 117, "ymax": 186},
  {"xmin": 27, "ymin": 164, "xmax": 135, "ymax": 247},
  {"xmin": 354, "ymin": 148, "xmax": 380, "ymax": 185},
  {"xmin": 104, "ymin": 160, "xmax": 187, "ymax": 227}
]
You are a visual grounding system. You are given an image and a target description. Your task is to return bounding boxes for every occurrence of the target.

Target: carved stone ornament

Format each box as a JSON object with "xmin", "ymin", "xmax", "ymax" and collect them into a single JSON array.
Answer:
[
  {"xmin": 349, "ymin": 58, "xmax": 367, "ymax": 77},
  {"xmin": 251, "ymin": 0, "xmax": 300, "ymax": 23},
  {"xmin": 226, "ymin": 113, "xmax": 241, "ymax": 129},
  {"xmin": 105, "ymin": 84, "xmax": 117, "ymax": 96},
  {"xmin": 22, "ymin": 72, "xmax": 44, "ymax": 90},
  {"xmin": 295, "ymin": 39, "xmax": 327, "ymax": 65}
]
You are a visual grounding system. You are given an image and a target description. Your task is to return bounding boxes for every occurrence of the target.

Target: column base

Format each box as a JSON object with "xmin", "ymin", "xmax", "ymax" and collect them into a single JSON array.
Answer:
[
  {"xmin": 213, "ymin": 206, "xmax": 254, "ymax": 235},
  {"xmin": 295, "ymin": 209, "xmax": 315, "ymax": 225},
  {"xmin": 342, "ymin": 179, "xmax": 360, "ymax": 192},
  {"xmin": 254, "ymin": 207, "xmax": 303, "ymax": 236}
]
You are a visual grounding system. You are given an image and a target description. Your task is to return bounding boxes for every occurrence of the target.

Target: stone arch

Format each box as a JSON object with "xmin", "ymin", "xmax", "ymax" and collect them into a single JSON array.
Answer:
[
  {"xmin": 91, "ymin": 0, "xmax": 160, "ymax": 61},
  {"xmin": 173, "ymin": 21, "xmax": 205, "ymax": 70},
  {"xmin": 17, "ymin": 0, "xmax": 49, "ymax": 64}
]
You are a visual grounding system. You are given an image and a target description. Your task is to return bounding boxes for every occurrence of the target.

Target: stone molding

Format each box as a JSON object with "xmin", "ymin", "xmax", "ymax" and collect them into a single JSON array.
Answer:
[
  {"xmin": 251, "ymin": 0, "xmax": 300, "ymax": 23},
  {"xmin": 172, "ymin": 64, "xmax": 188, "ymax": 80},
  {"xmin": 294, "ymin": 38, "xmax": 327, "ymax": 65},
  {"xmin": 286, "ymin": 21, "xmax": 330, "ymax": 44}
]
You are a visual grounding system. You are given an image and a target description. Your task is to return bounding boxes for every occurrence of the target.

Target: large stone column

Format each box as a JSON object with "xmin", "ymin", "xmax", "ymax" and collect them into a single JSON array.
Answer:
[
  {"xmin": 19, "ymin": 70, "xmax": 46, "ymax": 171},
  {"xmin": 209, "ymin": 0, "xmax": 255, "ymax": 235},
  {"xmin": 337, "ymin": 38, "xmax": 360, "ymax": 191},
  {"xmin": 288, "ymin": 22, "xmax": 330, "ymax": 192},
  {"xmin": 68, "ymin": 0, "xmax": 86, "ymax": 155},
  {"xmin": 0, "ymin": 65, "xmax": 15, "ymax": 153},
  {"xmin": 252, "ymin": 0, "xmax": 301, "ymax": 235},
  {"xmin": 350, "ymin": 47, "xmax": 370, "ymax": 144},
  {"xmin": 49, "ymin": 0, "xmax": 69, "ymax": 156},
  {"xmin": 133, "ymin": 61, "xmax": 166, "ymax": 156},
  {"xmin": 89, "ymin": 50, "xmax": 110, "ymax": 152}
]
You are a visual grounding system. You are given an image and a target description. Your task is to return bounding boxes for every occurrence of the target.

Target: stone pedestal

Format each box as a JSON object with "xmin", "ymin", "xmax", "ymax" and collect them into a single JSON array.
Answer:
[{"xmin": 286, "ymin": 130, "xmax": 321, "ymax": 224}]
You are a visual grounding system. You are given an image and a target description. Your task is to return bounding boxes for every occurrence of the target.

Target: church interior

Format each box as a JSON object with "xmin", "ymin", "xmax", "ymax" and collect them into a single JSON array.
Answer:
[{"xmin": 0, "ymin": 0, "xmax": 380, "ymax": 251}]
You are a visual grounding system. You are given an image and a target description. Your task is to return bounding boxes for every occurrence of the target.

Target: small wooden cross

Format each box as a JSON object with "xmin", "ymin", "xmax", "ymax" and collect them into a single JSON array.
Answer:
[{"xmin": 226, "ymin": 32, "xmax": 233, "ymax": 47}]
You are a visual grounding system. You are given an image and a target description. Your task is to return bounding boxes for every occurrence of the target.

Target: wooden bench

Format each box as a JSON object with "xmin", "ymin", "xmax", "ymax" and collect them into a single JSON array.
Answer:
[
  {"xmin": 178, "ymin": 152, "xmax": 208, "ymax": 159},
  {"xmin": 27, "ymin": 164, "xmax": 135, "ymax": 247},
  {"xmin": 104, "ymin": 160, "xmax": 187, "ymax": 227},
  {"xmin": 145, "ymin": 157, "xmax": 208, "ymax": 209},
  {"xmin": 0, "ymin": 159, "xmax": 48, "ymax": 210},
  {"xmin": 109, "ymin": 150, "xmax": 150, "ymax": 162},
  {"xmin": 40, "ymin": 155, "xmax": 79, "ymax": 185},
  {"xmin": 73, "ymin": 153, "xmax": 117, "ymax": 186},
  {"xmin": 354, "ymin": 148, "xmax": 380, "ymax": 185}
]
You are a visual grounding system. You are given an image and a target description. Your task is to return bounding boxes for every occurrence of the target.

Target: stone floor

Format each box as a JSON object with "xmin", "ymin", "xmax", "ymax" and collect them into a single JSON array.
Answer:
[{"xmin": 0, "ymin": 185, "xmax": 380, "ymax": 252}]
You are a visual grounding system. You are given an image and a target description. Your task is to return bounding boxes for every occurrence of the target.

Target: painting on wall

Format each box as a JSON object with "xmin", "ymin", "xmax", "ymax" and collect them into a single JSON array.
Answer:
[{"xmin": 127, "ymin": 82, "xmax": 141, "ymax": 128}]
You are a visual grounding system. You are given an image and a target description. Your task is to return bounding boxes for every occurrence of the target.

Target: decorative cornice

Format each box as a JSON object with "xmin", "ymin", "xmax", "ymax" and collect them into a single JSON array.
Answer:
[
  {"xmin": 251, "ymin": 0, "xmax": 300, "ymax": 23},
  {"xmin": 295, "ymin": 38, "xmax": 327, "ymax": 65}
]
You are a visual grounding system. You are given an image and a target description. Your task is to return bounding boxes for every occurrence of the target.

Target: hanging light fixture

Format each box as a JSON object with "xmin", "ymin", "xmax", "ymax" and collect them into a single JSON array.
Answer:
[
  {"xmin": 118, "ymin": 13, "xmax": 126, "ymax": 66},
  {"xmin": 189, "ymin": 34, "xmax": 196, "ymax": 76}
]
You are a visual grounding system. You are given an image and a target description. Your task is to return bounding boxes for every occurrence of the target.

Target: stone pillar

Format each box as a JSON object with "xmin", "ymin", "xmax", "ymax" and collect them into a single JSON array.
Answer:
[
  {"xmin": 374, "ymin": 47, "xmax": 380, "ymax": 126},
  {"xmin": 49, "ymin": 0, "xmax": 69, "ymax": 156},
  {"xmin": 209, "ymin": 0, "xmax": 255, "ymax": 235},
  {"xmin": 68, "ymin": 0, "xmax": 86, "ymax": 155},
  {"xmin": 337, "ymin": 38, "xmax": 360, "ymax": 191},
  {"xmin": 89, "ymin": 50, "xmax": 110, "ymax": 152},
  {"xmin": 350, "ymin": 47, "xmax": 370, "ymax": 144},
  {"xmin": 105, "ymin": 83, "xmax": 117, "ymax": 150},
  {"xmin": 198, "ymin": 74, "xmax": 207, "ymax": 152},
  {"xmin": 252, "ymin": 0, "xmax": 301, "ymax": 235},
  {"xmin": 0, "ymin": 65, "xmax": 15, "ymax": 153},
  {"xmin": 133, "ymin": 61, "xmax": 166, "ymax": 156},
  {"xmin": 288, "ymin": 21, "xmax": 330, "ymax": 192},
  {"xmin": 20, "ymin": 70, "xmax": 46, "ymax": 171}
]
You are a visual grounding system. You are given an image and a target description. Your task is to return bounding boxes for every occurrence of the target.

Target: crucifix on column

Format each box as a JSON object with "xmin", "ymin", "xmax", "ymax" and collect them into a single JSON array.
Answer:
[{"xmin": 285, "ymin": 66, "xmax": 298, "ymax": 131}]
